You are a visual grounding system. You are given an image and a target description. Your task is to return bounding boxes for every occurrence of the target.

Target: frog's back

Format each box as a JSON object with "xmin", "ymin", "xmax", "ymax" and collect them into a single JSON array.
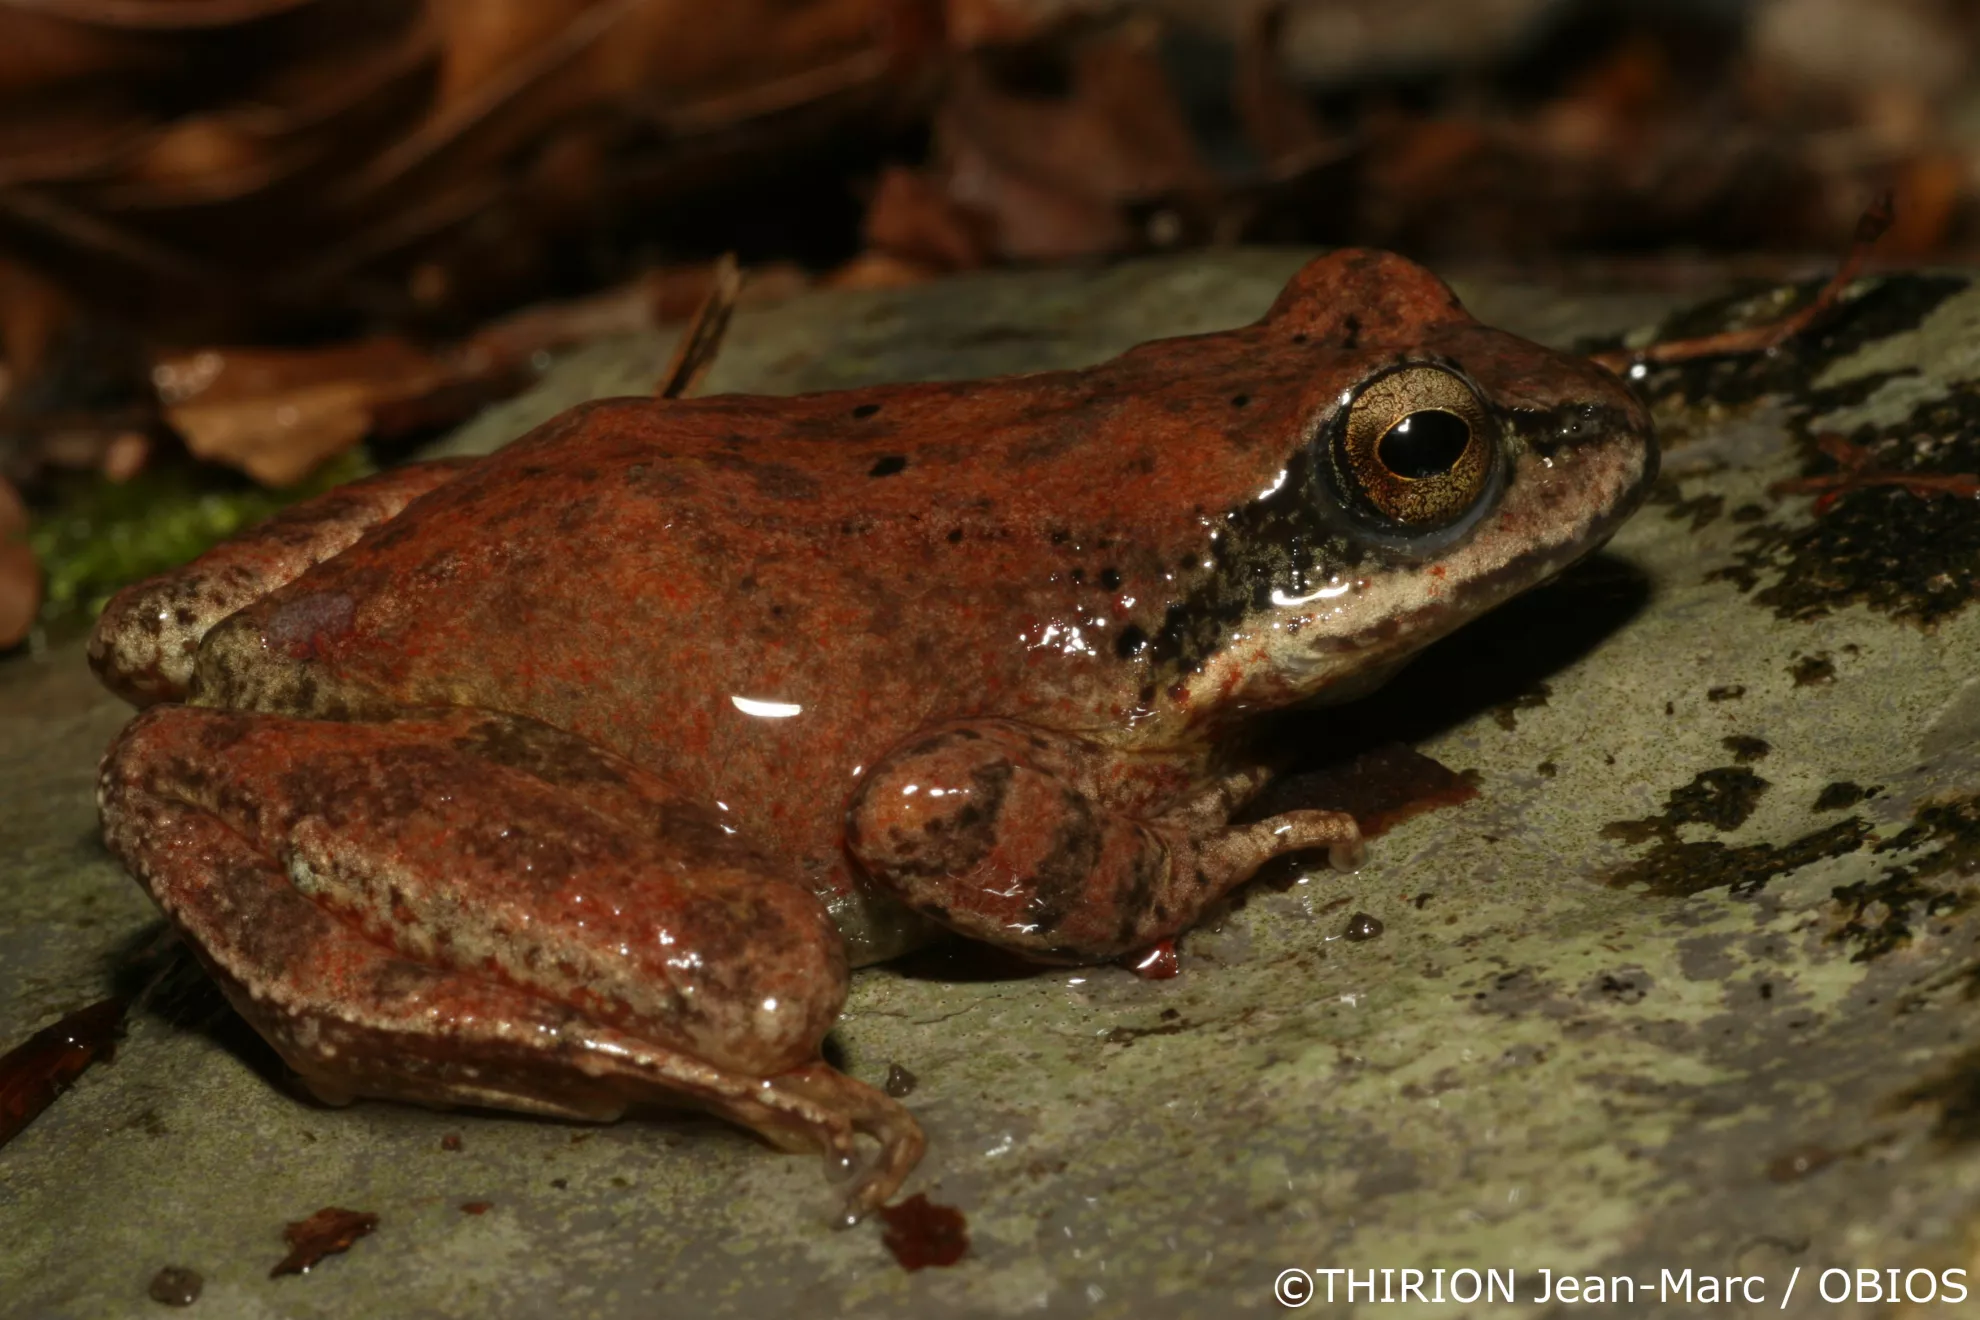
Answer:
[{"xmin": 189, "ymin": 340, "xmax": 1297, "ymax": 851}]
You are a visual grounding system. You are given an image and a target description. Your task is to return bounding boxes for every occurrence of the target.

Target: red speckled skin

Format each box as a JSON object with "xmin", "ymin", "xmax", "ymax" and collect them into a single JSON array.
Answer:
[{"xmin": 90, "ymin": 250, "xmax": 1654, "ymax": 1212}]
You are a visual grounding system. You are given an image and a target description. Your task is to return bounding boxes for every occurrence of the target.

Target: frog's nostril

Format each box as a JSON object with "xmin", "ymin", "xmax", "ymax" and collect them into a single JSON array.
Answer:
[{"xmin": 1377, "ymin": 410, "xmax": 1470, "ymax": 479}]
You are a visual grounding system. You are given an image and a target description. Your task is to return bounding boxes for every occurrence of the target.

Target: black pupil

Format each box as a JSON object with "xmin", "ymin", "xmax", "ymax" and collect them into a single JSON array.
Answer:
[{"xmin": 1377, "ymin": 410, "xmax": 1470, "ymax": 479}]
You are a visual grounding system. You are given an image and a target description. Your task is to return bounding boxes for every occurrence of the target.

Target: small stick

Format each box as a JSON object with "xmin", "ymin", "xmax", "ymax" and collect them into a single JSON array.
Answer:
[
  {"xmin": 1589, "ymin": 192, "xmax": 1894, "ymax": 375},
  {"xmin": 1771, "ymin": 433, "xmax": 1980, "ymax": 514},
  {"xmin": 656, "ymin": 254, "xmax": 743, "ymax": 400}
]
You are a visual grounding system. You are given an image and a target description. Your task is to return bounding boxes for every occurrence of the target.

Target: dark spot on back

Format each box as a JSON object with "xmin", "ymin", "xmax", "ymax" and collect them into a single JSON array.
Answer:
[
  {"xmin": 869, "ymin": 455, "xmax": 908, "ymax": 478},
  {"xmin": 1099, "ymin": 568, "xmax": 1122, "ymax": 590},
  {"xmin": 853, "ymin": 403, "xmax": 881, "ymax": 419}
]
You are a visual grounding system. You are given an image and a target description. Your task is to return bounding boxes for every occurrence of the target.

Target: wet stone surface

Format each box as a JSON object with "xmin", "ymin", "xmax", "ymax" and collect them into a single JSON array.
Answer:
[{"xmin": 4, "ymin": 250, "xmax": 1980, "ymax": 1317}]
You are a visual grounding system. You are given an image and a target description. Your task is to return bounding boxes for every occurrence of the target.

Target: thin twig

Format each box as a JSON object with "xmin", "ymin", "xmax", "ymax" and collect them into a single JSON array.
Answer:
[
  {"xmin": 650, "ymin": 48, "xmax": 898, "ymax": 137},
  {"xmin": 656, "ymin": 254, "xmax": 742, "ymax": 400},
  {"xmin": 0, "ymin": 188, "xmax": 218, "ymax": 284},
  {"xmin": 6, "ymin": 0, "xmax": 314, "ymax": 27},
  {"xmin": 1771, "ymin": 433, "xmax": 1980, "ymax": 514},
  {"xmin": 1590, "ymin": 192, "xmax": 1895, "ymax": 375}
]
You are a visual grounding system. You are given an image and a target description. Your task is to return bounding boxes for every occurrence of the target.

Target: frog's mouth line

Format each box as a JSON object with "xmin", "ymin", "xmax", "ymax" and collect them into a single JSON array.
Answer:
[{"xmin": 1323, "ymin": 428, "xmax": 1658, "ymax": 653}]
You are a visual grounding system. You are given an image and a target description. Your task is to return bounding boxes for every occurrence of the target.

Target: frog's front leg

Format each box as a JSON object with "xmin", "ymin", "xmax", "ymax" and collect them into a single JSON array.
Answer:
[
  {"xmin": 99, "ymin": 704, "xmax": 923, "ymax": 1222},
  {"xmin": 845, "ymin": 721, "xmax": 1360, "ymax": 960}
]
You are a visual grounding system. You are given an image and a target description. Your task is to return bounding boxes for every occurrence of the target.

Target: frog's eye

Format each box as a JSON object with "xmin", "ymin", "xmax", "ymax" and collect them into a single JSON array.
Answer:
[{"xmin": 1331, "ymin": 365, "xmax": 1495, "ymax": 528}]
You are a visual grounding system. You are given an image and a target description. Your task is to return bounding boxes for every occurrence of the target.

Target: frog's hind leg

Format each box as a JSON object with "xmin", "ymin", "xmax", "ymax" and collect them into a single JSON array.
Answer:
[
  {"xmin": 98, "ymin": 702, "xmax": 925, "ymax": 1222},
  {"xmin": 88, "ymin": 460, "xmax": 471, "ymax": 706}
]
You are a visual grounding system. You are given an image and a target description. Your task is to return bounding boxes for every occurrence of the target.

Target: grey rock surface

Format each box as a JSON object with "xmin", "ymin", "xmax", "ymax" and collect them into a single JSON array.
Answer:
[{"xmin": 5, "ymin": 250, "xmax": 1980, "ymax": 1319}]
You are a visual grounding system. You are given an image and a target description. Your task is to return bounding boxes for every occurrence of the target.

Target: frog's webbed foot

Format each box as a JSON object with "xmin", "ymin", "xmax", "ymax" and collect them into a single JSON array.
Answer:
[
  {"xmin": 88, "ymin": 461, "xmax": 469, "ymax": 706},
  {"xmin": 846, "ymin": 720, "xmax": 1360, "ymax": 960},
  {"xmin": 99, "ymin": 702, "xmax": 925, "ymax": 1222}
]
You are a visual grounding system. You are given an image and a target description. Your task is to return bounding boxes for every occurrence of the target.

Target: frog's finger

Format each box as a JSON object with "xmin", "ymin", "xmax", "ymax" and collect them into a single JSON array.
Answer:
[{"xmin": 848, "ymin": 720, "xmax": 1362, "ymax": 961}]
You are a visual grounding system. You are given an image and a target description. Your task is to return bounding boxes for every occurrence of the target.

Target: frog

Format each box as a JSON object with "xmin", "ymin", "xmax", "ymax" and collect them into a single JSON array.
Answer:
[{"xmin": 88, "ymin": 248, "xmax": 1656, "ymax": 1221}]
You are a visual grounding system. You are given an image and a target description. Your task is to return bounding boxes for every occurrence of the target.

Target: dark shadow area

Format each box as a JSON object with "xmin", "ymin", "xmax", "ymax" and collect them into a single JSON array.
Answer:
[
  {"xmin": 888, "ymin": 937, "xmax": 1065, "ymax": 986},
  {"xmin": 1268, "ymin": 548, "xmax": 1655, "ymax": 768},
  {"xmin": 106, "ymin": 922, "xmax": 308, "ymax": 1103}
]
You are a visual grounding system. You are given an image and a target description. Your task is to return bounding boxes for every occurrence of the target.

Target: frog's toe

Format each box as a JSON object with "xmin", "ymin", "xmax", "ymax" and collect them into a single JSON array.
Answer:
[{"xmin": 773, "ymin": 1063, "xmax": 928, "ymax": 1225}]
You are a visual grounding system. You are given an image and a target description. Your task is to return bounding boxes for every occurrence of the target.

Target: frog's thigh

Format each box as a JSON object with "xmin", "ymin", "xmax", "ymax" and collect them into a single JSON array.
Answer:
[
  {"xmin": 100, "ymin": 704, "xmax": 923, "ymax": 1219},
  {"xmin": 846, "ymin": 721, "xmax": 1358, "ymax": 960},
  {"xmin": 88, "ymin": 460, "xmax": 471, "ymax": 706}
]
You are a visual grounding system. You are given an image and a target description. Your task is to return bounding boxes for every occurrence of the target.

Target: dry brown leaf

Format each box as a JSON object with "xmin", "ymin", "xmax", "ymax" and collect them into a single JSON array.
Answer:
[
  {"xmin": 99, "ymin": 429, "xmax": 147, "ymax": 480},
  {"xmin": 9, "ymin": 1, "xmax": 320, "ymax": 26},
  {"xmin": 269, "ymin": 1206, "xmax": 378, "ymax": 1278},
  {"xmin": 944, "ymin": 134, "xmax": 1128, "ymax": 259},
  {"xmin": 156, "ymin": 338, "xmax": 455, "ymax": 486},
  {"xmin": 946, "ymin": 21, "xmax": 1210, "ymax": 206},
  {"xmin": 824, "ymin": 249, "xmax": 944, "ymax": 289},
  {"xmin": 151, "ymin": 258, "xmax": 793, "ymax": 486},
  {"xmin": 0, "ymin": 256, "xmax": 77, "ymax": 383},
  {"xmin": 0, "ymin": 473, "xmax": 36, "ymax": 647},
  {"xmin": 427, "ymin": 0, "xmax": 582, "ymax": 113},
  {"xmin": 0, "ymin": 995, "xmax": 127, "ymax": 1145},
  {"xmin": 0, "ymin": 0, "xmax": 927, "ymax": 338},
  {"xmin": 930, "ymin": 17, "xmax": 1214, "ymax": 262},
  {"xmin": 941, "ymin": 0, "xmax": 1065, "ymax": 49},
  {"xmin": 862, "ymin": 164, "xmax": 993, "ymax": 270},
  {"xmin": 0, "ymin": 8, "xmax": 145, "ymax": 100},
  {"xmin": 102, "ymin": 14, "xmax": 436, "ymax": 208},
  {"xmin": 358, "ymin": 0, "xmax": 891, "ymax": 200}
]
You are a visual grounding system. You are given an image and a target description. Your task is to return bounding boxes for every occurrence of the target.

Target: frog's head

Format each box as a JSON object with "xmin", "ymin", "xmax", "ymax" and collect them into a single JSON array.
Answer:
[{"xmin": 1159, "ymin": 249, "xmax": 1657, "ymax": 723}]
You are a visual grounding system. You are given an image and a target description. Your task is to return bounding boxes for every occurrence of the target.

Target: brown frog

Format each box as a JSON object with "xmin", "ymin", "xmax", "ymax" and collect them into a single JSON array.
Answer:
[{"xmin": 89, "ymin": 250, "xmax": 1656, "ymax": 1220}]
